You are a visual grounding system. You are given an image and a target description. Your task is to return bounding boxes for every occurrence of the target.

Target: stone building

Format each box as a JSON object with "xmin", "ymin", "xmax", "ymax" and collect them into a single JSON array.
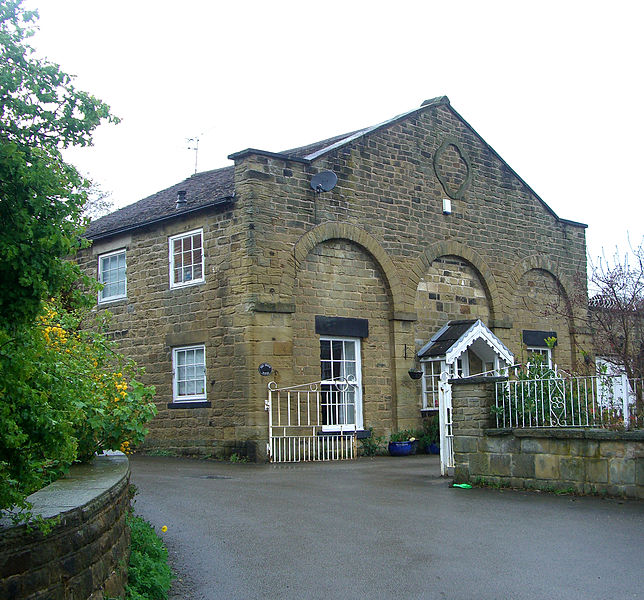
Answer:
[{"xmin": 80, "ymin": 97, "xmax": 589, "ymax": 459}]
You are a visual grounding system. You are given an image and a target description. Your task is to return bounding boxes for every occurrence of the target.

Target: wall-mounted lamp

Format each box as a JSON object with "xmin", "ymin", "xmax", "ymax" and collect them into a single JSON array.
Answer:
[{"xmin": 442, "ymin": 198, "xmax": 452, "ymax": 215}]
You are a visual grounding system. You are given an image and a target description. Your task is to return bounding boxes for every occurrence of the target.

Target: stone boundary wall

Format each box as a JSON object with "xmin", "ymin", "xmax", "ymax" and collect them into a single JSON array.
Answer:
[
  {"xmin": 451, "ymin": 378, "xmax": 644, "ymax": 499},
  {"xmin": 0, "ymin": 455, "xmax": 130, "ymax": 599}
]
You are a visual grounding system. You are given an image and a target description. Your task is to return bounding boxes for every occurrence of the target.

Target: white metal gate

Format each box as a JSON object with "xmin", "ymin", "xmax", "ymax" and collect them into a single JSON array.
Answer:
[
  {"xmin": 265, "ymin": 379, "xmax": 358, "ymax": 463},
  {"xmin": 438, "ymin": 372, "xmax": 454, "ymax": 476}
]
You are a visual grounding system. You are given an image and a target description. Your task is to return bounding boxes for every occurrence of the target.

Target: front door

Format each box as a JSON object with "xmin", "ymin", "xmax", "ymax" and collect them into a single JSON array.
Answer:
[{"xmin": 320, "ymin": 337, "xmax": 363, "ymax": 432}]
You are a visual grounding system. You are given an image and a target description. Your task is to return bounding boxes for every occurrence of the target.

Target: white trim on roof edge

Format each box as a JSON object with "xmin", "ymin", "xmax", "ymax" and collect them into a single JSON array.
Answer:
[{"xmin": 444, "ymin": 320, "xmax": 513, "ymax": 365}]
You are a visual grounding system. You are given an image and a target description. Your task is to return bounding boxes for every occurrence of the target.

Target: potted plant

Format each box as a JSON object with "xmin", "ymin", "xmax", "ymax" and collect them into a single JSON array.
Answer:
[
  {"xmin": 388, "ymin": 430, "xmax": 417, "ymax": 456},
  {"xmin": 420, "ymin": 416, "xmax": 440, "ymax": 454}
]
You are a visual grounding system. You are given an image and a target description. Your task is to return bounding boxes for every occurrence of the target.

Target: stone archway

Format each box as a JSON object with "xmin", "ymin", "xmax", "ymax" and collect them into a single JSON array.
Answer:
[
  {"xmin": 411, "ymin": 240, "xmax": 501, "ymax": 323},
  {"xmin": 509, "ymin": 258, "xmax": 577, "ymax": 370},
  {"xmin": 292, "ymin": 222, "xmax": 410, "ymax": 314},
  {"xmin": 292, "ymin": 235, "xmax": 396, "ymax": 435}
]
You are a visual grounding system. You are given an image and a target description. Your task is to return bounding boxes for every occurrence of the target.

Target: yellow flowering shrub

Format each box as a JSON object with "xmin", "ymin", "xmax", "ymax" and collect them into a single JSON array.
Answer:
[{"xmin": 0, "ymin": 299, "xmax": 156, "ymax": 513}]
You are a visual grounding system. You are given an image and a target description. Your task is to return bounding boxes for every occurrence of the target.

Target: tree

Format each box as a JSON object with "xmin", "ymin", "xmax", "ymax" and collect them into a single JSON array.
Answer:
[
  {"xmin": 0, "ymin": 2, "xmax": 155, "ymax": 522},
  {"xmin": 0, "ymin": 296, "xmax": 157, "ymax": 517},
  {"xmin": 588, "ymin": 242, "xmax": 644, "ymax": 414},
  {"xmin": 545, "ymin": 239, "xmax": 644, "ymax": 422},
  {"xmin": 0, "ymin": 0, "xmax": 119, "ymax": 330}
]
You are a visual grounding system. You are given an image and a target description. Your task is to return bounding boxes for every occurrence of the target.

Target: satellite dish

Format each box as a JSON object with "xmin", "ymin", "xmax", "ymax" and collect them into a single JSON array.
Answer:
[{"xmin": 310, "ymin": 170, "xmax": 338, "ymax": 193}]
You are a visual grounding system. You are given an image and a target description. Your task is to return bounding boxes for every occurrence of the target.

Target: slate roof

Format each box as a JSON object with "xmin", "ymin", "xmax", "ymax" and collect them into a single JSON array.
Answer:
[
  {"xmin": 85, "ymin": 95, "xmax": 586, "ymax": 240},
  {"xmin": 85, "ymin": 166, "xmax": 235, "ymax": 240},
  {"xmin": 418, "ymin": 320, "xmax": 477, "ymax": 358}
]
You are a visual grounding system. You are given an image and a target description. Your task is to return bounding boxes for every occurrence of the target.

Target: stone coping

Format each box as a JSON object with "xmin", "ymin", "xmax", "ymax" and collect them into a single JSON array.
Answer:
[
  {"xmin": 2, "ymin": 454, "xmax": 130, "ymax": 524},
  {"xmin": 486, "ymin": 427, "xmax": 644, "ymax": 441},
  {"xmin": 450, "ymin": 376, "xmax": 508, "ymax": 385}
]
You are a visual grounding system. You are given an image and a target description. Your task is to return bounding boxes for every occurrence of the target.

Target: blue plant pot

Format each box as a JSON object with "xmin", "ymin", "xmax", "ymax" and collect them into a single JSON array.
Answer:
[
  {"xmin": 427, "ymin": 443, "xmax": 440, "ymax": 455},
  {"xmin": 388, "ymin": 441, "xmax": 416, "ymax": 456}
]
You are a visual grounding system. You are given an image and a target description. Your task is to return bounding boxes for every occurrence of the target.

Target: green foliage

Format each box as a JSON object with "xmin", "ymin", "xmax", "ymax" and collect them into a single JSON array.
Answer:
[
  {"xmin": 229, "ymin": 453, "xmax": 248, "ymax": 463},
  {"xmin": 493, "ymin": 355, "xmax": 630, "ymax": 428},
  {"xmin": 418, "ymin": 415, "xmax": 439, "ymax": 447},
  {"xmin": 144, "ymin": 449, "xmax": 176, "ymax": 457},
  {"xmin": 125, "ymin": 515, "xmax": 174, "ymax": 600},
  {"xmin": 389, "ymin": 429, "xmax": 417, "ymax": 442},
  {"xmin": 358, "ymin": 428, "xmax": 385, "ymax": 456},
  {"xmin": 0, "ymin": 300, "xmax": 157, "ymax": 515},
  {"xmin": 0, "ymin": 0, "xmax": 118, "ymax": 330}
]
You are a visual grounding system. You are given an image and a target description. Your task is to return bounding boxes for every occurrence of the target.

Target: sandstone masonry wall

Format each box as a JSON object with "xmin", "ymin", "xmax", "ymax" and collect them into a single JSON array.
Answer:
[
  {"xmin": 77, "ymin": 204, "xmax": 256, "ymax": 457},
  {"xmin": 235, "ymin": 102, "xmax": 588, "ymax": 441},
  {"xmin": 0, "ymin": 455, "xmax": 131, "ymax": 599},
  {"xmin": 293, "ymin": 239, "xmax": 395, "ymax": 434},
  {"xmin": 451, "ymin": 379, "xmax": 644, "ymax": 499}
]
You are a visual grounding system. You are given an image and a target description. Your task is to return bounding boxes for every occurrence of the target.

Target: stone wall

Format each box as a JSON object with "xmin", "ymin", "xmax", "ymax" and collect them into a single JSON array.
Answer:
[
  {"xmin": 451, "ymin": 378, "xmax": 644, "ymax": 499},
  {"xmin": 76, "ymin": 204, "xmax": 255, "ymax": 457},
  {"xmin": 0, "ymin": 455, "xmax": 131, "ymax": 599},
  {"xmin": 414, "ymin": 255, "xmax": 491, "ymax": 347},
  {"xmin": 510, "ymin": 268, "xmax": 573, "ymax": 366},
  {"xmin": 236, "ymin": 100, "xmax": 589, "ymax": 441}
]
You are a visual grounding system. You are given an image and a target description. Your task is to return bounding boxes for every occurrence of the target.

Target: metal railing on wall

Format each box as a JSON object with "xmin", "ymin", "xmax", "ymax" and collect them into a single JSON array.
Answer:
[{"xmin": 494, "ymin": 373, "xmax": 642, "ymax": 429}]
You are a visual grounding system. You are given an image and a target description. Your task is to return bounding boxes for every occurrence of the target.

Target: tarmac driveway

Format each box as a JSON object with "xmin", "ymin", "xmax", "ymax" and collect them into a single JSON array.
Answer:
[{"xmin": 129, "ymin": 455, "xmax": 643, "ymax": 600}]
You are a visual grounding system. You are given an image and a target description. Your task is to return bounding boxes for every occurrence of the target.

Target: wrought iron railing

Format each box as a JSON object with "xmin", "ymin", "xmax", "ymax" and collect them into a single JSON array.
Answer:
[
  {"xmin": 265, "ymin": 378, "xmax": 358, "ymax": 463},
  {"xmin": 494, "ymin": 373, "xmax": 642, "ymax": 429}
]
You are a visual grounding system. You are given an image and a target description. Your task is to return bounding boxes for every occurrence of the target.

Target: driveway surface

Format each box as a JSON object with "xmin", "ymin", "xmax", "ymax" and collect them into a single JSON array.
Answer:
[{"xmin": 129, "ymin": 455, "xmax": 643, "ymax": 600}]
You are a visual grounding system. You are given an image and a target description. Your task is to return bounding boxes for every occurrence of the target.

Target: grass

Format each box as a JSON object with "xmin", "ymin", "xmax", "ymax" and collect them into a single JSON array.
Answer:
[
  {"xmin": 124, "ymin": 515, "xmax": 174, "ymax": 600},
  {"xmin": 471, "ymin": 477, "xmax": 581, "ymax": 497}
]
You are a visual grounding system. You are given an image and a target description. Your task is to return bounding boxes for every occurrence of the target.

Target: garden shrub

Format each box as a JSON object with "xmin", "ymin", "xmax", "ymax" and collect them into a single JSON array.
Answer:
[
  {"xmin": 0, "ymin": 298, "xmax": 156, "ymax": 517},
  {"xmin": 358, "ymin": 428, "xmax": 385, "ymax": 456}
]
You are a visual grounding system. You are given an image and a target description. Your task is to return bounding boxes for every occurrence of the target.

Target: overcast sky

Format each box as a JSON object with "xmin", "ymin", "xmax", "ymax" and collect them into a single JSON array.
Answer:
[{"xmin": 26, "ymin": 0, "xmax": 643, "ymax": 265}]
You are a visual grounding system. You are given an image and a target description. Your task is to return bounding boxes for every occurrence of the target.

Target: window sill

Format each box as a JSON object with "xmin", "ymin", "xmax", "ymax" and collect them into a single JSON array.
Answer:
[
  {"xmin": 169, "ymin": 279, "xmax": 205, "ymax": 291},
  {"xmin": 167, "ymin": 400, "xmax": 211, "ymax": 409},
  {"xmin": 421, "ymin": 408, "xmax": 439, "ymax": 413},
  {"xmin": 317, "ymin": 429, "xmax": 371, "ymax": 439},
  {"xmin": 98, "ymin": 296, "xmax": 127, "ymax": 306}
]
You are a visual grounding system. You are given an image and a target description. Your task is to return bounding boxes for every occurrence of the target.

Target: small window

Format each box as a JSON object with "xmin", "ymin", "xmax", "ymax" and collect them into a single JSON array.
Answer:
[
  {"xmin": 421, "ymin": 359, "xmax": 443, "ymax": 409},
  {"xmin": 173, "ymin": 345, "xmax": 206, "ymax": 401},
  {"xmin": 169, "ymin": 229, "xmax": 204, "ymax": 288},
  {"xmin": 98, "ymin": 249, "xmax": 126, "ymax": 303},
  {"xmin": 527, "ymin": 347, "xmax": 552, "ymax": 368}
]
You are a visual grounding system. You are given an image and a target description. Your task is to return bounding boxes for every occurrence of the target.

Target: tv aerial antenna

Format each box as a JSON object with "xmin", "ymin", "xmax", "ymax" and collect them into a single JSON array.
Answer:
[{"xmin": 187, "ymin": 136, "xmax": 200, "ymax": 175}]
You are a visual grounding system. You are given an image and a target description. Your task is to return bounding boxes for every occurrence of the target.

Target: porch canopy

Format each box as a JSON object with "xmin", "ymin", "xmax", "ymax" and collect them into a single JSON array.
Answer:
[{"xmin": 418, "ymin": 319, "xmax": 514, "ymax": 376}]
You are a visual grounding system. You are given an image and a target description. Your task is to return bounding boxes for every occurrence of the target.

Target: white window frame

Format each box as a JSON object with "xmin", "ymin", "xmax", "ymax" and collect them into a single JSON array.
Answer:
[
  {"xmin": 421, "ymin": 358, "xmax": 443, "ymax": 409},
  {"xmin": 527, "ymin": 346, "xmax": 552, "ymax": 368},
  {"xmin": 169, "ymin": 228, "xmax": 205, "ymax": 289},
  {"xmin": 172, "ymin": 345, "xmax": 207, "ymax": 402},
  {"xmin": 421, "ymin": 354, "xmax": 470, "ymax": 410},
  {"xmin": 319, "ymin": 336, "xmax": 363, "ymax": 432},
  {"xmin": 98, "ymin": 248, "xmax": 127, "ymax": 304}
]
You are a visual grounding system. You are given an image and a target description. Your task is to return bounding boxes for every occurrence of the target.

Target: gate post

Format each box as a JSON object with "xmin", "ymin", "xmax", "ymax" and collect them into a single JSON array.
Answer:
[
  {"xmin": 438, "ymin": 372, "xmax": 453, "ymax": 476},
  {"xmin": 266, "ymin": 382, "xmax": 275, "ymax": 460},
  {"xmin": 450, "ymin": 376, "xmax": 505, "ymax": 484}
]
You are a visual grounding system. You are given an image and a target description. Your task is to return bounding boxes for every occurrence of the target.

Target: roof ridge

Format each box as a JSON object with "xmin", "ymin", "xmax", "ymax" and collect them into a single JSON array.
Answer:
[
  {"xmin": 301, "ymin": 96, "xmax": 450, "ymax": 161},
  {"xmin": 228, "ymin": 97, "xmax": 451, "ymax": 164}
]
